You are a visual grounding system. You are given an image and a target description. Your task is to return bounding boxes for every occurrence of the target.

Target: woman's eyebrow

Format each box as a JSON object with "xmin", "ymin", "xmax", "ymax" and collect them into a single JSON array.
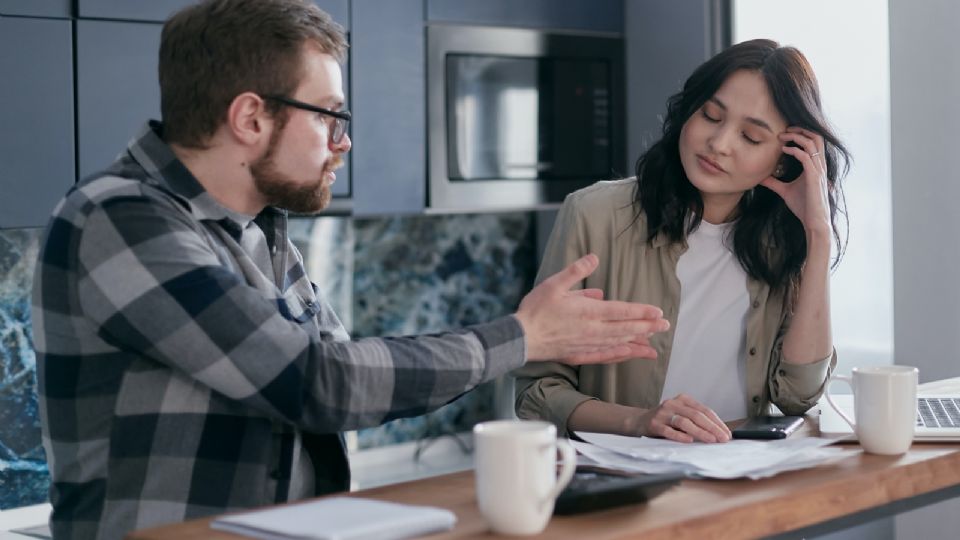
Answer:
[{"xmin": 709, "ymin": 97, "xmax": 774, "ymax": 133}]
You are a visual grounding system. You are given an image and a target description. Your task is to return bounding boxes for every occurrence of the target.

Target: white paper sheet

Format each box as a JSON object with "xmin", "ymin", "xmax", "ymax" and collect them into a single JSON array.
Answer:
[
  {"xmin": 210, "ymin": 497, "xmax": 457, "ymax": 540},
  {"xmin": 575, "ymin": 432, "xmax": 856, "ymax": 480}
]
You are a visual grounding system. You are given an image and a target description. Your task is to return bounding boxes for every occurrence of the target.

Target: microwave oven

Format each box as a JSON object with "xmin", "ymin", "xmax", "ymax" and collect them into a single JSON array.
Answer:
[{"xmin": 427, "ymin": 24, "xmax": 626, "ymax": 211}]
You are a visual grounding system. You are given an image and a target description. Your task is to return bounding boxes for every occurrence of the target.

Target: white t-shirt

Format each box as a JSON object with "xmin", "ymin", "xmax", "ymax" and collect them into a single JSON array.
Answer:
[{"xmin": 659, "ymin": 220, "xmax": 750, "ymax": 421}]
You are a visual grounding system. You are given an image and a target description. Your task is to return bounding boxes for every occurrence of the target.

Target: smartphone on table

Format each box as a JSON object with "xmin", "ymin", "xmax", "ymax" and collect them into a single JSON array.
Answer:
[{"xmin": 731, "ymin": 415, "xmax": 805, "ymax": 440}]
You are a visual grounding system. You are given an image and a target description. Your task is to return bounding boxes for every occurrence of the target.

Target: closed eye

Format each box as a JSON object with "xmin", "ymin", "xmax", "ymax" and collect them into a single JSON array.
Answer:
[
  {"xmin": 701, "ymin": 109, "xmax": 720, "ymax": 123},
  {"xmin": 742, "ymin": 133, "xmax": 761, "ymax": 145}
]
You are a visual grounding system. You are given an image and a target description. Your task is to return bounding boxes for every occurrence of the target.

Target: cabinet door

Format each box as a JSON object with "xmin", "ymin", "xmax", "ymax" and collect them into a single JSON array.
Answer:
[
  {"xmin": 427, "ymin": 0, "xmax": 622, "ymax": 34},
  {"xmin": 625, "ymin": 1, "xmax": 727, "ymax": 157},
  {"xmin": 77, "ymin": 0, "xmax": 349, "ymax": 26},
  {"xmin": 76, "ymin": 20, "xmax": 162, "ymax": 179},
  {"xmin": 77, "ymin": 0, "xmax": 197, "ymax": 22},
  {"xmin": 0, "ymin": 0, "xmax": 70, "ymax": 17},
  {"xmin": 319, "ymin": 0, "xmax": 351, "ymax": 198},
  {"xmin": 0, "ymin": 17, "xmax": 74, "ymax": 229},
  {"xmin": 350, "ymin": 0, "xmax": 425, "ymax": 215}
]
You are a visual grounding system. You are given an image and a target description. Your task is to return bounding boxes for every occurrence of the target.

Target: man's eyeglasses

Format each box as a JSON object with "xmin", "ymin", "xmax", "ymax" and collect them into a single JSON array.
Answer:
[{"xmin": 261, "ymin": 95, "xmax": 351, "ymax": 144}]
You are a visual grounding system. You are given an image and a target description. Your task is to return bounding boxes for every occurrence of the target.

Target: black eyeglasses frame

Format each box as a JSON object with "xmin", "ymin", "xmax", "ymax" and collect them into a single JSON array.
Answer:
[{"xmin": 261, "ymin": 94, "xmax": 351, "ymax": 143}]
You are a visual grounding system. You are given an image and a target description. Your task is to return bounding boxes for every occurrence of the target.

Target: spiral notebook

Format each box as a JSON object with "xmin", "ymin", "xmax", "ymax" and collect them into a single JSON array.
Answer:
[{"xmin": 210, "ymin": 497, "xmax": 457, "ymax": 540}]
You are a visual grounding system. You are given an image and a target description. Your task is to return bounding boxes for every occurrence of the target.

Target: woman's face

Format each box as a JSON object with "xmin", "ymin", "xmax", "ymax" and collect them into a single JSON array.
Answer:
[{"xmin": 679, "ymin": 69, "xmax": 788, "ymax": 209}]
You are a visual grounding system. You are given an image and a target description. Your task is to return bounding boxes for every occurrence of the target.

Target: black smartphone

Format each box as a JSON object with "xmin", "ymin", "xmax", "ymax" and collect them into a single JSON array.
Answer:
[
  {"xmin": 731, "ymin": 415, "xmax": 804, "ymax": 440},
  {"xmin": 775, "ymin": 141, "xmax": 804, "ymax": 182}
]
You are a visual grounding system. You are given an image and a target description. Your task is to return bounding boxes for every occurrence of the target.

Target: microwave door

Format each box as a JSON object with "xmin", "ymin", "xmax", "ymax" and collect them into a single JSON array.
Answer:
[{"xmin": 447, "ymin": 55, "xmax": 542, "ymax": 181}]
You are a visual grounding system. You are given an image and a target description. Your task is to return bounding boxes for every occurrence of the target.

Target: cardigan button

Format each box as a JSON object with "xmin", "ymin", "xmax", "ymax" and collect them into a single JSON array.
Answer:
[
  {"xmin": 752, "ymin": 300, "xmax": 760, "ymax": 309},
  {"xmin": 779, "ymin": 369, "xmax": 786, "ymax": 376},
  {"xmin": 752, "ymin": 395, "xmax": 761, "ymax": 403},
  {"xmin": 749, "ymin": 347, "xmax": 757, "ymax": 355}
]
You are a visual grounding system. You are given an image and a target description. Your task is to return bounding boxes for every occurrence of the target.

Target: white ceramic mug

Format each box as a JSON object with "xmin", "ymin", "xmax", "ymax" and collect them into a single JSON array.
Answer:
[
  {"xmin": 473, "ymin": 420, "xmax": 576, "ymax": 535},
  {"xmin": 824, "ymin": 365, "xmax": 918, "ymax": 455}
]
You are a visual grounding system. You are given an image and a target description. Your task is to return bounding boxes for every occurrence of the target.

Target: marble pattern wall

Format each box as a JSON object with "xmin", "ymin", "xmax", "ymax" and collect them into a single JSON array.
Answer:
[
  {"xmin": 0, "ymin": 228, "xmax": 48, "ymax": 510},
  {"xmin": 291, "ymin": 212, "xmax": 536, "ymax": 449},
  {"xmin": 0, "ymin": 211, "xmax": 536, "ymax": 508}
]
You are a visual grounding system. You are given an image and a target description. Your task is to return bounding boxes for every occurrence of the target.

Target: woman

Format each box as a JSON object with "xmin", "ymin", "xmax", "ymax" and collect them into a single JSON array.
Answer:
[{"xmin": 514, "ymin": 39, "xmax": 851, "ymax": 444}]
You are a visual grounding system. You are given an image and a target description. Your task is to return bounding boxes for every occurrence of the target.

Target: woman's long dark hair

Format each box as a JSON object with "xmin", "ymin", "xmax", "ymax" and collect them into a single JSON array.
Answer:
[{"xmin": 634, "ymin": 39, "xmax": 851, "ymax": 293}]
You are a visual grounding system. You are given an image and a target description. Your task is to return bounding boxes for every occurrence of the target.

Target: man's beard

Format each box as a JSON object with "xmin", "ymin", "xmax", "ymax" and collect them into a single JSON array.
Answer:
[{"xmin": 250, "ymin": 126, "xmax": 341, "ymax": 214}]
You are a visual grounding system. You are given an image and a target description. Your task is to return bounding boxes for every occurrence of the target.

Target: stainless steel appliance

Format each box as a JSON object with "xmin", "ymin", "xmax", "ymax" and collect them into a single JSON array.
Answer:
[{"xmin": 428, "ymin": 24, "xmax": 625, "ymax": 211}]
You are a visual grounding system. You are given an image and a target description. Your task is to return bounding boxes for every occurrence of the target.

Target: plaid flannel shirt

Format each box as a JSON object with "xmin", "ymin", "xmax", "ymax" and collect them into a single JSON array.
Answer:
[{"xmin": 32, "ymin": 122, "xmax": 526, "ymax": 540}]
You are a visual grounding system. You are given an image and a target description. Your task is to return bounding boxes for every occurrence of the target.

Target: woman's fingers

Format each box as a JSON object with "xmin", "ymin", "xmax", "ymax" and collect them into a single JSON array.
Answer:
[{"xmin": 656, "ymin": 395, "xmax": 731, "ymax": 442}]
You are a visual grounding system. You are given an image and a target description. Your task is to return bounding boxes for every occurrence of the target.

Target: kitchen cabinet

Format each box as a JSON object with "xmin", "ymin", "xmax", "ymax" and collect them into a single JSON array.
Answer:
[
  {"xmin": 625, "ymin": 1, "xmax": 729, "ymax": 156},
  {"xmin": 427, "ymin": 0, "xmax": 623, "ymax": 34},
  {"xmin": 77, "ymin": 0, "xmax": 195, "ymax": 22},
  {"xmin": 76, "ymin": 0, "xmax": 349, "ymax": 26},
  {"xmin": 0, "ymin": 17, "xmax": 74, "ymax": 229},
  {"xmin": 350, "ymin": 0, "xmax": 425, "ymax": 215},
  {"xmin": 75, "ymin": 20, "xmax": 162, "ymax": 179},
  {"xmin": 0, "ymin": 0, "xmax": 70, "ymax": 17}
]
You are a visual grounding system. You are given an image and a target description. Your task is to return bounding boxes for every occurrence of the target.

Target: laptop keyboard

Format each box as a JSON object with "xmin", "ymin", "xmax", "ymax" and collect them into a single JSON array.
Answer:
[{"xmin": 917, "ymin": 397, "xmax": 960, "ymax": 428}]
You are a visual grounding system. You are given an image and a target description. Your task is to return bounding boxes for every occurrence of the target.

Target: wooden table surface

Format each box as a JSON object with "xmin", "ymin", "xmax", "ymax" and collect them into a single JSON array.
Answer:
[{"xmin": 127, "ymin": 418, "xmax": 960, "ymax": 540}]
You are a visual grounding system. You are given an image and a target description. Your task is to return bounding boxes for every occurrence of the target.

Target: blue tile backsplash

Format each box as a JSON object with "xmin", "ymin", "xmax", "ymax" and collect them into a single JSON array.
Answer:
[{"xmin": 0, "ymin": 211, "xmax": 535, "ymax": 508}]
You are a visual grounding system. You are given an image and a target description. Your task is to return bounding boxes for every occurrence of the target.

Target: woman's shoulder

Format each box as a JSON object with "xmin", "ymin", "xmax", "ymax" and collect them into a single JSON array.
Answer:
[
  {"xmin": 558, "ymin": 178, "xmax": 650, "ymax": 241},
  {"xmin": 564, "ymin": 178, "xmax": 638, "ymax": 212}
]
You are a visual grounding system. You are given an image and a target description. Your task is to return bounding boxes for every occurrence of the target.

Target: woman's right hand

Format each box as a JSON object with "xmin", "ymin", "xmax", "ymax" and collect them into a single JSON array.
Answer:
[{"xmin": 635, "ymin": 394, "xmax": 731, "ymax": 443}]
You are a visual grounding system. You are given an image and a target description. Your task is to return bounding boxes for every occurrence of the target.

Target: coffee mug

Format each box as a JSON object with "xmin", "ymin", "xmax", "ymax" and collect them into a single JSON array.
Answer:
[
  {"xmin": 473, "ymin": 420, "xmax": 576, "ymax": 535},
  {"xmin": 824, "ymin": 365, "xmax": 918, "ymax": 455}
]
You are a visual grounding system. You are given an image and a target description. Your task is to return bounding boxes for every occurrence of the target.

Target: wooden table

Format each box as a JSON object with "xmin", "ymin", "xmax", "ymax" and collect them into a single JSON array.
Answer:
[{"xmin": 127, "ymin": 418, "xmax": 960, "ymax": 540}]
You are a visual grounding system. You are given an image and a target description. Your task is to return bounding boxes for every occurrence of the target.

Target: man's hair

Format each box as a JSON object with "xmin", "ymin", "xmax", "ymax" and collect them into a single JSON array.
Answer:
[{"xmin": 159, "ymin": 0, "xmax": 348, "ymax": 148}]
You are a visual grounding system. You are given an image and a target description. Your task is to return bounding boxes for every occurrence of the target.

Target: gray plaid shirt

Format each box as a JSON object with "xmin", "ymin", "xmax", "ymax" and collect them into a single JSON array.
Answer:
[{"xmin": 32, "ymin": 122, "xmax": 526, "ymax": 540}]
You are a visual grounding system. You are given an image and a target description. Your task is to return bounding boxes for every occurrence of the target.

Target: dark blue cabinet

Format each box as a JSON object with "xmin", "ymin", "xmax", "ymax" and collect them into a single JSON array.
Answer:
[
  {"xmin": 75, "ymin": 20, "xmax": 162, "ymax": 179},
  {"xmin": 76, "ymin": 0, "xmax": 349, "ymax": 25},
  {"xmin": 0, "ymin": 0, "xmax": 70, "ymax": 17},
  {"xmin": 77, "ymin": 0, "xmax": 195, "ymax": 22},
  {"xmin": 427, "ymin": 0, "xmax": 623, "ymax": 34},
  {"xmin": 350, "ymin": 0, "xmax": 425, "ymax": 215},
  {"xmin": 0, "ymin": 17, "xmax": 74, "ymax": 229}
]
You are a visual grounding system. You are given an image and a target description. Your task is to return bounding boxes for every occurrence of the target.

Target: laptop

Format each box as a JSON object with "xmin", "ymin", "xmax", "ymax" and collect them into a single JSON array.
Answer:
[{"xmin": 819, "ymin": 393, "xmax": 960, "ymax": 442}]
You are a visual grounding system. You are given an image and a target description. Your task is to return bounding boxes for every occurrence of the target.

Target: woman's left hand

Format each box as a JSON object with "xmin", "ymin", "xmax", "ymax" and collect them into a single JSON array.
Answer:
[{"xmin": 760, "ymin": 127, "xmax": 832, "ymax": 235}]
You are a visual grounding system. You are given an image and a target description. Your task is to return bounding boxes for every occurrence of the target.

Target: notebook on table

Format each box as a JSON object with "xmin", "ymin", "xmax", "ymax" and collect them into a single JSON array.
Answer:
[
  {"xmin": 210, "ymin": 497, "xmax": 456, "ymax": 540},
  {"xmin": 819, "ymin": 393, "xmax": 960, "ymax": 442}
]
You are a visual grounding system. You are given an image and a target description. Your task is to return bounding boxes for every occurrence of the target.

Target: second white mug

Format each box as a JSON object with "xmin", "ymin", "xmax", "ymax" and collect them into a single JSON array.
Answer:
[
  {"xmin": 473, "ymin": 420, "xmax": 576, "ymax": 535},
  {"xmin": 824, "ymin": 365, "xmax": 918, "ymax": 455}
]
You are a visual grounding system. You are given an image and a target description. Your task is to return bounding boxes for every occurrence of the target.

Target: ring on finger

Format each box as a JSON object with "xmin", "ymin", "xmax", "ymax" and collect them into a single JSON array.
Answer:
[
  {"xmin": 669, "ymin": 413, "xmax": 680, "ymax": 428},
  {"xmin": 810, "ymin": 151, "xmax": 821, "ymax": 157}
]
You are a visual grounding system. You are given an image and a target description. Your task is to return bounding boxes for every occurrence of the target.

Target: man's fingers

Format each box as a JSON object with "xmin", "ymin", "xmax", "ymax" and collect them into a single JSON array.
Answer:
[
  {"xmin": 579, "ymin": 318, "xmax": 670, "ymax": 340},
  {"xmin": 582, "ymin": 298, "xmax": 666, "ymax": 322},
  {"xmin": 540, "ymin": 254, "xmax": 599, "ymax": 292},
  {"xmin": 563, "ymin": 343, "xmax": 658, "ymax": 365},
  {"xmin": 570, "ymin": 288, "xmax": 604, "ymax": 300}
]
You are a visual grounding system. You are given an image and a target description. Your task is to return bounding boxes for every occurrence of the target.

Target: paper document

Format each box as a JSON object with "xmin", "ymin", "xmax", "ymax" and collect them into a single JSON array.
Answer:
[
  {"xmin": 210, "ymin": 497, "xmax": 457, "ymax": 540},
  {"xmin": 575, "ymin": 432, "xmax": 855, "ymax": 480}
]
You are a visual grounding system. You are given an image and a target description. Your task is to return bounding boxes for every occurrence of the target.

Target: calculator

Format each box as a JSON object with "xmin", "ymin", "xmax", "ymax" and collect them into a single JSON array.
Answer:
[{"xmin": 553, "ymin": 468, "xmax": 684, "ymax": 515}]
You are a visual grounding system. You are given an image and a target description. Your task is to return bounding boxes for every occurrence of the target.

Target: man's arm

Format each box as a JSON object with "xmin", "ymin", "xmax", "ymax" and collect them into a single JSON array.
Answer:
[{"xmin": 74, "ymin": 197, "xmax": 667, "ymax": 433}]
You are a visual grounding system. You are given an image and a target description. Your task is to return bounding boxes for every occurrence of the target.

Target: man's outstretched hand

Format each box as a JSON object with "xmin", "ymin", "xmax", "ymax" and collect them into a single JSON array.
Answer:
[{"xmin": 514, "ymin": 254, "xmax": 670, "ymax": 365}]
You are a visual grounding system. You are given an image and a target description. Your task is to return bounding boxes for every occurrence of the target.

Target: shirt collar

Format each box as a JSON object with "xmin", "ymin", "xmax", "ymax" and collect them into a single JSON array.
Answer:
[{"xmin": 126, "ymin": 120, "xmax": 287, "ymax": 230}]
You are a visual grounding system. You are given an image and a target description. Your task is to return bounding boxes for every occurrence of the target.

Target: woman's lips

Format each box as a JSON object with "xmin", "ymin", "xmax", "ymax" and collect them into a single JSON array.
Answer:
[{"xmin": 697, "ymin": 155, "xmax": 725, "ymax": 175}]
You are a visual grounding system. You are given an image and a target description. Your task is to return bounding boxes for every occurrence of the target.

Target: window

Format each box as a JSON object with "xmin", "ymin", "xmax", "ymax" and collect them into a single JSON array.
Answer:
[{"xmin": 734, "ymin": 0, "xmax": 893, "ymax": 373}]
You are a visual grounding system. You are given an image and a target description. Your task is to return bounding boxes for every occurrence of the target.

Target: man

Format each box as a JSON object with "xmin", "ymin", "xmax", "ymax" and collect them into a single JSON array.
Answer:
[{"xmin": 31, "ymin": 1, "xmax": 669, "ymax": 538}]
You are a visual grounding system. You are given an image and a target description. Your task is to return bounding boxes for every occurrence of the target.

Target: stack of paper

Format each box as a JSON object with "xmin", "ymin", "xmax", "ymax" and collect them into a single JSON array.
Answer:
[
  {"xmin": 211, "ymin": 497, "xmax": 457, "ymax": 540},
  {"xmin": 574, "ymin": 432, "xmax": 855, "ymax": 480}
]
